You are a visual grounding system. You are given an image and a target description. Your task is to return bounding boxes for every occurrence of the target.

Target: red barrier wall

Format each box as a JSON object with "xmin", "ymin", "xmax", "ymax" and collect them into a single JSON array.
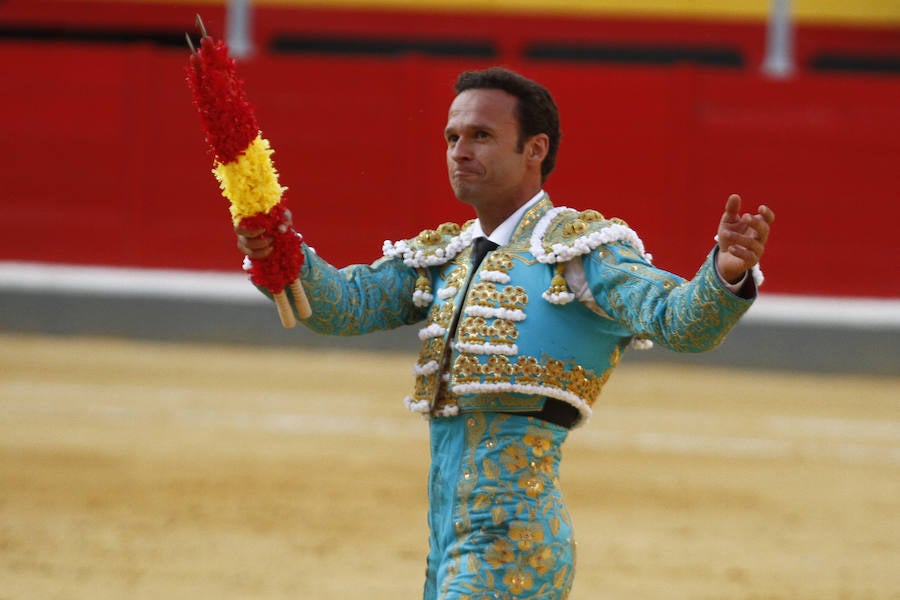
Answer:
[{"xmin": 2, "ymin": 3, "xmax": 899, "ymax": 298}]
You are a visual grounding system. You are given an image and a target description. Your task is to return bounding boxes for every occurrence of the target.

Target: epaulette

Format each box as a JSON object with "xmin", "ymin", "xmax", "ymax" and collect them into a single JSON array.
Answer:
[
  {"xmin": 530, "ymin": 207, "xmax": 656, "ymax": 353},
  {"xmin": 382, "ymin": 220, "xmax": 474, "ymax": 268},
  {"xmin": 383, "ymin": 221, "xmax": 475, "ymax": 308},
  {"xmin": 529, "ymin": 206, "xmax": 651, "ymax": 265}
]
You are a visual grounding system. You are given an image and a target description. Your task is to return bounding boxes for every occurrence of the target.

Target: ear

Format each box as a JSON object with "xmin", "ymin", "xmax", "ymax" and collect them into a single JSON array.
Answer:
[{"xmin": 526, "ymin": 133, "xmax": 550, "ymax": 164}]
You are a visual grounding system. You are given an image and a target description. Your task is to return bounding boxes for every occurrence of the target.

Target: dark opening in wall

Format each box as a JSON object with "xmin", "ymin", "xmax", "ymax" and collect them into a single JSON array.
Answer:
[
  {"xmin": 809, "ymin": 52, "xmax": 900, "ymax": 75},
  {"xmin": 270, "ymin": 34, "xmax": 496, "ymax": 59},
  {"xmin": 0, "ymin": 25, "xmax": 188, "ymax": 49},
  {"xmin": 523, "ymin": 42, "xmax": 745, "ymax": 68}
]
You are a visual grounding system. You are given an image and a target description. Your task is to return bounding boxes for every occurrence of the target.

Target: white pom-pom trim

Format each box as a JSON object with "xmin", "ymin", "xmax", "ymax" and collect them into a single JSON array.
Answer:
[
  {"xmin": 450, "ymin": 382, "xmax": 592, "ymax": 427},
  {"xmin": 438, "ymin": 286, "xmax": 459, "ymax": 300},
  {"xmin": 383, "ymin": 228, "xmax": 475, "ymax": 268},
  {"xmin": 453, "ymin": 342, "xmax": 518, "ymax": 355},
  {"xmin": 418, "ymin": 323, "xmax": 447, "ymax": 341},
  {"xmin": 435, "ymin": 405, "xmax": 460, "ymax": 417},
  {"xmin": 751, "ymin": 264, "xmax": 764, "ymax": 287},
  {"xmin": 413, "ymin": 290, "xmax": 434, "ymax": 307},
  {"xmin": 404, "ymin": 397, "xmax": 431, "ymax": 415},
  {"xmin": 480, "ymin": 270, "xmax": 510, "ymax": 284},
  {"xmin": 413, "ymin": 360, "xmax": 440, "ymax": 376},
  {"xmin": 628, "ymin": 338, "xmax": 654, "ymax": 350},
  {"xmin": 530, "ymin": 207, "xmax": 650, "ymax": 264},
  {"xmin": 464, "ymin": 305, "xmax": 526, "ymax": 321},
  {"xmin": 542, "ymin": 291, "xmax": 576, "ymax": 305}
]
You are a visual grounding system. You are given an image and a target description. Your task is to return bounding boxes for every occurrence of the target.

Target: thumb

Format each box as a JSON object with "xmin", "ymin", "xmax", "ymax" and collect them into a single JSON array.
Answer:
[{"xmin": 723, "ymin": 194, "xmax": 742, "ymax": 222}]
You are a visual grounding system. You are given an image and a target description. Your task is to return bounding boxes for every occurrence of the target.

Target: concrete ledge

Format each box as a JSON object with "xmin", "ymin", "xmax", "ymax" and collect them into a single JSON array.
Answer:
[
  {"xmin": 1, "ymin": 261, "xmax": 897, "ymax": 375},
  {"xmin": 2, "ymin": 290, "xmax": 897, "ymax": 376}
]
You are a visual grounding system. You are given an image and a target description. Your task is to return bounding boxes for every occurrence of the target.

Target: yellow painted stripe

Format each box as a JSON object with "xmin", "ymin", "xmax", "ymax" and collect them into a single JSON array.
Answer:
[{"xmin": 87, "ymin": 0, "xmax": 900, "ymax": 25}]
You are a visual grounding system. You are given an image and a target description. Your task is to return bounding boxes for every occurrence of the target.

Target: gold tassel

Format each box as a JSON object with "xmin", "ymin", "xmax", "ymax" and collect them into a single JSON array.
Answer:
[
  {"xmin": 413, "ymin": 268, "xmax": 434, "ymax": 307},
  {"xmin": 544, "ymin": 263, "xmax": 575, "ymax": 304},
  {"xmin": 548, "ymin": 264, "xmax": 569, "ymax": 295},
  {"xmin": 415, "ymin": 269, "xmax": 431, "ymax": 295}
]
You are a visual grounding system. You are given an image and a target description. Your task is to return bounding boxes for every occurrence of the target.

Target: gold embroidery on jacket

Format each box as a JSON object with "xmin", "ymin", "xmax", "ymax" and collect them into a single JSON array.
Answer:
[
  {"xmin": 431, "ymin": 300, "xmax": 455, "ymax": 329},
  {"xmin": 444, "ymin": 263, "xmax": 469, "ymax": 295},
  {"xmin": 448, "ymin": 354, "xmax": 606, "ymax": 409},
  {"xmin": 457, "ymin": 317, "xmax": 520, "ymax": 347},
  {"xmin": 469, "ymin": 282, "xmax": 497, "ymax": 306},
  {"xmin": 482, "ymin": 252, "xmax": 514, "ymax": 274}
]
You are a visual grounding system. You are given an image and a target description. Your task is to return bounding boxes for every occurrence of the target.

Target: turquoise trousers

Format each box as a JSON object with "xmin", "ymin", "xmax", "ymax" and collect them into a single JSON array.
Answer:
[{"xmin": 424, "ymin": 412, "xmax": 576, "ymax": 599}]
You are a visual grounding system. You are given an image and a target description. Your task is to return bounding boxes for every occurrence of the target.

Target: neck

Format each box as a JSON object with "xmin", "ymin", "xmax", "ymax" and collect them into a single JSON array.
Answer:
[
  {"xmin": 477, "ymin": 211, "xmax": 512, "ymax": 237},
  {"xmin": 475, "ymin": 186, "xmax": 542, "ymax": 235}
]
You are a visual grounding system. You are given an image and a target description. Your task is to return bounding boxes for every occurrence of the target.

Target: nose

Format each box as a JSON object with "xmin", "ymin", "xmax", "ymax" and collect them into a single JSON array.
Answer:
[{"xmin": 449, "ymin": 137, "xmax": 471, "ymax": 162}]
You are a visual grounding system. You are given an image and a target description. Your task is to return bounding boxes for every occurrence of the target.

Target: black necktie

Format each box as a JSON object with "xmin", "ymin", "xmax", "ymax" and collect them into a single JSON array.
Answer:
[
  {"xmin": 443, "ymin": 237, "xmax": 498, "ymax": 345},
  {"xmin": 471, "ymin": 237, "xmax": 499, "ymax": 268}
]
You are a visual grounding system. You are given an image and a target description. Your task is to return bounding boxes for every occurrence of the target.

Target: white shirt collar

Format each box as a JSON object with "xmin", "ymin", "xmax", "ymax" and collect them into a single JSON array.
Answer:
[{"xmin": 470, "ymin": 190, "xmax": 546, "ymax": 246}]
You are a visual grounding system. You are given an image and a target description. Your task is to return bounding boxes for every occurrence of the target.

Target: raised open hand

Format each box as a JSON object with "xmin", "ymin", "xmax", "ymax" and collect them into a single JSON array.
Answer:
[{"xmin": 716, "ymin": 194, "xmax": 775, "ymax": 284}]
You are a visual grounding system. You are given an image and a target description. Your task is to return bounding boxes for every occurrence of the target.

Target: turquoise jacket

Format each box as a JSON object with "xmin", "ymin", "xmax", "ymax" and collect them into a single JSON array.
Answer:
[{"xmin": 287, "ymin": 195, "xmax": 754, "ymax": 426}]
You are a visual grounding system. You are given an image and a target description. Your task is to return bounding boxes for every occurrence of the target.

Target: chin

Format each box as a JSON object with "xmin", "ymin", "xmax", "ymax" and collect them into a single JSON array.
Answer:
[{"xmin": 451, "ymin": 183, "xmax": 477, "ymax": 205}]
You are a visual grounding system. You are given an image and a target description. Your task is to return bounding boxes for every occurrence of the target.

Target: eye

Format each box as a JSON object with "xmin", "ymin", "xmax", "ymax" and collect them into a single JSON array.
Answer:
[
  {"xmin": 446, "ymin": 133, "xmax": 459, "ymax": 145},
  {"xmin": 475, "ymin": 130, "xmax": 491, "ymax": 140}
]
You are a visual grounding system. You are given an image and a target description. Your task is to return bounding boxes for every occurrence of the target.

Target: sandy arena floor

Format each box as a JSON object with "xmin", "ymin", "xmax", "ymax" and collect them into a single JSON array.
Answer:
[{"xmin": 1, "ymin": 333, "xmax": 898, "ymax": 599}]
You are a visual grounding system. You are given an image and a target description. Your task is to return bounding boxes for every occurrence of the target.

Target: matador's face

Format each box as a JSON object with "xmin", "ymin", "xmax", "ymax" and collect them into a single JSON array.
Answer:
[{"xmin": 444, "ymin": 88, "xmax": 534, "ymax": 215}]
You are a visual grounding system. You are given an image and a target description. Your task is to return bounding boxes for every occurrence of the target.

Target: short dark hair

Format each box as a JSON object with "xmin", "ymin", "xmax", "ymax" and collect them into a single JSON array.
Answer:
[{"xmin": 454, "ymin": 67, "xmax": 561, "ymax": 183}]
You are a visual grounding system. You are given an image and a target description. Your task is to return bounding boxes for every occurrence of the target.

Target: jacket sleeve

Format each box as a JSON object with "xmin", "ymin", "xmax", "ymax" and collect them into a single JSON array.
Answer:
[
  {"xmin": 582, "ymin": 242, "xmax": 755, "ymax": 353},
  {"xmin": 279, "ymin": 244, "xmax": 428, "ymax": 336}
]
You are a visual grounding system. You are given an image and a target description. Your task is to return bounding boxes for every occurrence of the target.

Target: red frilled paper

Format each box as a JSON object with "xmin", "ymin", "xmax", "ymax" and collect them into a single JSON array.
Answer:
[{"xmin": 186, "ymin": 34, "xmax": 310, "ymax": 326}]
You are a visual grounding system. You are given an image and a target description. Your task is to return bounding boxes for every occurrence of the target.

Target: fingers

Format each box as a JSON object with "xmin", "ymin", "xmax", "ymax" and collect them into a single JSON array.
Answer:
[
  {"xmin": 237, "ymin": 235, "xmax": 274, "ymax": 259},
  {"xmin": 720, "ymin": 204, "xmax": 772, "ymax": 261},
  {"xmin": 280, "ymin": 209, "xmax": 293, "ymax": 233},
  {"xmin": 721, "ymin": 196, "xmax": 774, "ymax": 238},
  {"xmin": 235, "ymin": 210, "xmax": 295, "ymax": 260},
  {"xmin": 235, "ymin": 225, "xmax": 274, "ymax": 259},
  {"xmin": 722, "ymin": 193, "xmax": 742, "ymax": 223},
  {"xmin": 720, "ymin": 229, "xmax": 765, "ymax": 259},
  {"xmin": 748, "ymin": 205, "xmax": 773, "ymax": 245},
  {"xmin": 235, "ymin": 225, "xmax": 265, "ymax": 238}
]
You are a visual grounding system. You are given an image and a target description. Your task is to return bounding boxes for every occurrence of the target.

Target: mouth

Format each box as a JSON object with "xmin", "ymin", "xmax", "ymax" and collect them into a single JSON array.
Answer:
[{"xmin": 452, "ymin": 168, "xmax": 481, "ymax": 179}]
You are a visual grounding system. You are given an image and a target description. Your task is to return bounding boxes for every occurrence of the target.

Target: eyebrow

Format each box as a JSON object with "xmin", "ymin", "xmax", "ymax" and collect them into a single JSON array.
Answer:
[{"xmin": 444, "ymin": 123, "xmax": 495, "ymax": 136}]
